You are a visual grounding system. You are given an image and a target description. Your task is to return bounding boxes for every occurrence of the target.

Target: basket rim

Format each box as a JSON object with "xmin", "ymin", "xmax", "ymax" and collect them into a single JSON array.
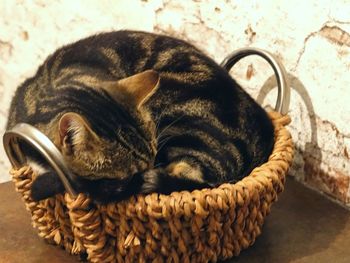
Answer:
[{"xmin": 10, "ymin": 111, "xmax": 293, "ymax": 219}]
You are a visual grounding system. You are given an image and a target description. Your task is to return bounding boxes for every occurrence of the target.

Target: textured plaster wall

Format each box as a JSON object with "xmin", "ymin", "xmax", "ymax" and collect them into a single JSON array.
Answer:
[{"xmin": 1, "ymin": 0, "xmax": 350, "ymax": 206}]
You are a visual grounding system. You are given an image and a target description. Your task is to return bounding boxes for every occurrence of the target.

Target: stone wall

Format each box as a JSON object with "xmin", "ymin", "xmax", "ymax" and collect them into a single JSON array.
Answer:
[{"xmin": 1, "ymin": 0, "xmax": 349, "ymax": 207}]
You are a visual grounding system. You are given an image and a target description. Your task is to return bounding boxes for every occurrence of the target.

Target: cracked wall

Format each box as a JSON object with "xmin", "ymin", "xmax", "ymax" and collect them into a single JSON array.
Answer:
[{"xmin": 1, "ymin": 0, "xmax": 349, "ymax": 206}]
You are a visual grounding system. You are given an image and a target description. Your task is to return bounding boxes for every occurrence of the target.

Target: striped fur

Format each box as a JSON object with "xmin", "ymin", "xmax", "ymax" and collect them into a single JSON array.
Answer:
[{"xmin": 7, "ymin": 31, "xmax": 274, "ymax": 203}]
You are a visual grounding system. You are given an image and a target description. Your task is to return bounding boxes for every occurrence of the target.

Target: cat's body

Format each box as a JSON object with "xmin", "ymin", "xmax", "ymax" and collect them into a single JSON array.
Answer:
[{"xmin": 7, "ymin": 31, "xmax": 274, "ymax": 203}]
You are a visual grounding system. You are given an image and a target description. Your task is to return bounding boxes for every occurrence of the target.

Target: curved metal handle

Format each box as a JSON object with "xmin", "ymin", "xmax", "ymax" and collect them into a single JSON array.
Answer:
[
  {"xmin": 220, "ymin": 47, "xmax": 290, "ymax": 115},
  {"xmin": 3, "ymin": 123, "xmax": 77, "ymax": 197}
]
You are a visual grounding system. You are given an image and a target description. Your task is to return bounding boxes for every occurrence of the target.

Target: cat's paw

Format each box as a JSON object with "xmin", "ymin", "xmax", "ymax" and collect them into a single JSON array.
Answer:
[
  {"xmin": 141, "ymin": 168, "xmax": 165, "ymax": 194},
  {"xmin": 166, "ymin": 161, "xmax": 204, "ymax": 182},
  {"xmin": 140, "ymin": 164, "xmax": 209, "ymax": 195}
]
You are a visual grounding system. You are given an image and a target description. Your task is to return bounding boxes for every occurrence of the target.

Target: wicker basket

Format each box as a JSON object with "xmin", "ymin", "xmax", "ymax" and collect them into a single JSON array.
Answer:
[{"xmin": 4, "ymin": 48, "xmax": 293, "ymax": 262}]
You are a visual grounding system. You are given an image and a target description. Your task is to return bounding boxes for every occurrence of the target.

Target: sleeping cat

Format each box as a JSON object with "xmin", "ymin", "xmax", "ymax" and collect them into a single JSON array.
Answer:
[{"xmin": 6, "ymin": 30, "xmax": 274, "ymax": 203}]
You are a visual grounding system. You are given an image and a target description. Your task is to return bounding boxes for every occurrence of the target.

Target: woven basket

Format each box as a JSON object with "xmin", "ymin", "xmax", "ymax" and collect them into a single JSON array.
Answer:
[
  {"xmin": 4, "ymin": 48, "xmax": 293, "ymax": 262},
  {"xmin": 9, "ymin": 111, "xmax": 293, "ymax": 262}
]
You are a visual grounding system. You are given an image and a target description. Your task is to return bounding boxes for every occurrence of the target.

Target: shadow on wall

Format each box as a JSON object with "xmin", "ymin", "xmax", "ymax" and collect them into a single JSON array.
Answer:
[{"xmin": 256, "ymin": 73, "xmax": 323, "ymax": 185}]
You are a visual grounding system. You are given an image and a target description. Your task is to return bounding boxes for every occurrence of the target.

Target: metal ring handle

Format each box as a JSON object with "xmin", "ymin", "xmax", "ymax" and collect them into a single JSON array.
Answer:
[
  {"xmin": 3, "ymin": 123, "xmax": 77, "ymax": 197},
  {"xmin": 220, "ymin": 47, "xmax": 290, "ymax": 115}
]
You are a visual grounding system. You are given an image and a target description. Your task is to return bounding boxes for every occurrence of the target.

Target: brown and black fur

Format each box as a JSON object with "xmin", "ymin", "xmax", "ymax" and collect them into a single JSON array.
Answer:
[{"xmin": 6, "ymin": 31, "xmax": 274, "ymax": 203}]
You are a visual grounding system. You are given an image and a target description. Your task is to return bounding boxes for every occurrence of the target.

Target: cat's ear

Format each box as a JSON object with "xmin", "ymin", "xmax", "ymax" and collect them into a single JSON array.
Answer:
[
  {"xmin": 107, "ymin": 70, "xmax": 160, "ymax": 109},
  {"xmin": 58, "ymin": 112, "xmax": 98, "ymax": 154}
]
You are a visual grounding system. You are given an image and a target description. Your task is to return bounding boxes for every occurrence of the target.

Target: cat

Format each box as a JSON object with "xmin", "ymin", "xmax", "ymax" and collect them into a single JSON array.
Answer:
[{"xmin": 6, "ymin": 30, "xmax": 274, "ymax": 203}]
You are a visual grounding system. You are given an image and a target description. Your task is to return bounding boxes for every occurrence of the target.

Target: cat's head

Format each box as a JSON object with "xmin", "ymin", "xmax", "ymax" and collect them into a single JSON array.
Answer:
[{"xmin": 56, "ymin": 70, "xmax": 159, "ymax": 182}]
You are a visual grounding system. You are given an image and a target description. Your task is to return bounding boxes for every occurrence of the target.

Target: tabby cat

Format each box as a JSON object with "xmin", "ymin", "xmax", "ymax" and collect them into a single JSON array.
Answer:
[{"xmin": 6, "ymin": 30, "xmax": 274, "ymax": 203}]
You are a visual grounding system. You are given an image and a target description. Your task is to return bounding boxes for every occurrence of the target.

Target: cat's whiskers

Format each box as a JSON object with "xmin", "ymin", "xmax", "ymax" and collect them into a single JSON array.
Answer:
[
  {"xmin": 157, "ymin": 136, "xmax": 176, "ymax": 153},
  {"xmin": 155, "ymin": 107, "xmax": 172, "ymax": 132},
  {"xmin": 156, "ymin": 131, "xmax": 189, "ymax": 153},
  {"xmin": 153, "ymin": 162, "xmax": 164, "ymax": 169},
  {"xmin": 157, "ymin": 134, "xmax": 175, "ymax": 147},
  {"xmin": 156, "ymin": 114, "xmax": 185, "ymax": 142}
]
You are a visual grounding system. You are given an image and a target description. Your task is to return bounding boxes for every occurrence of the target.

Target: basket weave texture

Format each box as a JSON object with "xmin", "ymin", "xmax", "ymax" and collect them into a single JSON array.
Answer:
[{"xmin": 10, "ymin": 111, "xmax": 293, "ymax": 263}]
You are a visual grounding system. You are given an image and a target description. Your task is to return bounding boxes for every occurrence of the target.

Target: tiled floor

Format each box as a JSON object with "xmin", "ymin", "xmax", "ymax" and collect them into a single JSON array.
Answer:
[{"xmin": 1, "ymin": 178, "xmax": 349, "ymax": 263}]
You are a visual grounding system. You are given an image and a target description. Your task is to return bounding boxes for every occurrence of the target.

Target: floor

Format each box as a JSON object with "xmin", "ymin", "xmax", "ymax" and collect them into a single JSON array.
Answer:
[{"xmin": 0, "ymin": 178, "xmax": 349, "ymax": 263}]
